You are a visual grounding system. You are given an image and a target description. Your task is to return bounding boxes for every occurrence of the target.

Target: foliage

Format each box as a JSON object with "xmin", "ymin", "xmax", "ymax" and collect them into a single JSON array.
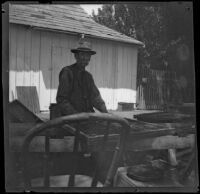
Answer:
[{"xmin": 92, "ymin": 3, "xmax": 193, "ymax": 71}]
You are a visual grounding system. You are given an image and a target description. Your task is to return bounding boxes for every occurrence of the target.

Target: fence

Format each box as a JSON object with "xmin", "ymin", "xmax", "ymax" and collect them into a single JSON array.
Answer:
[{"xmin": 136, "ymin": 66, "xmax": 177, "ymax": 110}]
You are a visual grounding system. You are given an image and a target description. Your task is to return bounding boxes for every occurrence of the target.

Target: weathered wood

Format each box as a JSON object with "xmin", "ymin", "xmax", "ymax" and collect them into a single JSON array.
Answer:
[
  {"xmin": 9, "ymin": 119, "xmax": 195, "ymax": 153},
  {"xmin": 16, "ymin": 86, "xmax": 40, "ymax": 113},
  {"xmin": 10, "ymin": 136, "xmax": 75, "ymax": 153},
  {"xmin": 137, "ymin": 67, "xmax": 177, "ymax": 110},
  {"xmin": 134, "ymin": 112, "xmax": 195, "ymax": 123},
  {"xmin": 10, "ymin": 4, "xmax": 143, "ymax": 45},
  {"xmin": 9, "ymin": 24, "xmax": 17, "ymax": 101},
  {"xmin": 126, "ymin": 134, "xmax": 195, "ymax": 151},
  {"xmin": 23, "ymin": 27, "xmax": 31, "ymax": 87},
  {"xmin": 9, "ymin": 123, "xmax": 38, "ymax": 137},
  {"xmin": 39, "ymin": 31, "xmax": 52, "ymax": 110},
  {"xmin": 21, "ymin": 175, "xmax": 103, "ymax": 187},
  {"xmin": 9, "ymin": 100, "xmax": 43, "ymax": 123},
  {"xmin": 114, "ymin": 167, "xmax": 183, "ymax": 188},
  {"xmin": 9, "ymin": 22, "xmax": 139, "ymax": 111},
  {"xmin": 15, "ymin": 25, "xmax": 25, "ymax": 88},
  {"xmin": 30, "ymin": 29, "xmax": 41, "ymax": 108},
  {"xmin": 10, "ymin": 5, "xmax": 141, "ymax": 44}
]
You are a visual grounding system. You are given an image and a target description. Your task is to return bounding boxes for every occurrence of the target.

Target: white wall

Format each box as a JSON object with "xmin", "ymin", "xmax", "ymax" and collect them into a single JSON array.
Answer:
[{"xmin": 9, "ymin": 24, "xmax": 138, "ymax": 111}]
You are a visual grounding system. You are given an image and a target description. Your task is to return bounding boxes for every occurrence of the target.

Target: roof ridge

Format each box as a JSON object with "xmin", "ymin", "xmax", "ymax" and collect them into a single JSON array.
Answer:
[{"xmin": 9, "ymin": 4, "xmax": 144, "ymax": 45}]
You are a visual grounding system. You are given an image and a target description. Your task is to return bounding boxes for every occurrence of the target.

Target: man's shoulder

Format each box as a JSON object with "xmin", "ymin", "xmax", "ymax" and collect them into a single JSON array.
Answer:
[
  {"xmin": 61, "ymin": 64, "xmax": 73, "ymax": 71},
  {"xmin": 59, "ymin": 65, "xmax": 74, "ymax": 77},
  {"xmin": 85, "ymin": 70, "xmax": 94, "ymax": 79}
]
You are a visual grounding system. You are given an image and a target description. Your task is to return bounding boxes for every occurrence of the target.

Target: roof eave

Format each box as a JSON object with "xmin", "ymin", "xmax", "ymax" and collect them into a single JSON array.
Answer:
[{"xmin": 10, "ymin": 21, "xmax": 144, "ymax": 46}]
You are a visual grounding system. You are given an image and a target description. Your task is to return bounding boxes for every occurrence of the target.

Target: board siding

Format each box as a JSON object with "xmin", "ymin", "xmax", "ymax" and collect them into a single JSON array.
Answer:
[
  {"xmin": 9, "ymin": 24, "xmax": 17, "ymax": 101},
  {"xmin": 9, "ymin": 24, "xmax": 138, "ymax": 111}
]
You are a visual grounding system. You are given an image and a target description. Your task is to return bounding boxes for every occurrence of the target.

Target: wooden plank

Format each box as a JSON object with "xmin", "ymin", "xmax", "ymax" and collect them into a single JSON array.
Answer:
[
  {"xmin": 24, "ymin": 28, "xmax": 34, "ymax": 111},
  {"xmin": 10, "ymin": 16, "xmax": 141, "ymax": 45},
  {"xmin": 39, "ymin": 31, "xmax": 52, "ymax": 111},
  {"xmin": 9, "ymin": 123, "xmax": 38, "ymax": 137},
  {"xmin": 107, "ymin": 43, "xmax": 113, "ymax": 88},
  {"xmin": 130, "ymin": 47, "xmax": 137, "ymax": 90},
  {"xmin": 13, "ymin": 4, "xmax": 92, "ymax": 20},
  {"xmin": 10, "ymin": 136, "xmax": 75, "ymax": 152},
  {"xmin": 112, "ymin": 43, "xmax": 118, "ymax": 109},
  {"xmin": 134, "ymin": 112, "xmax": 195, "ymax": 123},
  {"xmin": 23, "ymin": 26, "xmax": 31, "ymax": 87},
  {"xmin": 16, "ymin": 86, "xmax": 40, "ymax": 113},
  {"xmin": 10, "ymin": 10, "xmax": 109, "ymax": 34},
  {"xmin": 127, "ymin": 134, "xmax": 195, "ymax": 151},
  {"xmin": 9, "ymin": 133, "xmax": 195, "ymax": 153},
  {"xmin": 30, "ymin": 29, "xmax": 41, "ymax": 110},
  {"xmin": 9, "ymin": 4, "xmax": 142, "ymax": 42},
  {"xmin": 15, "ymin": 25, "xmax": 25, "ymax": 88},
  {"xmin": 51, "ymin": 34, "xmax": 60, "ymax": 104},
  {"xmin": 51, "ymin": 45, "xmax": 60, "ymax": 104},
  {"xmin": 9, "ymin": 24, "xmax": 17, "ymax": 101},
  {"xmin": 92, "ymin": 39, "xmax": 102, "ymax": 87},
  {"xmin": 16, "ymin": 86, "xmax": 29, "ymax": 111},
  {"xmin": 9, "ymin": 100, "xmax": 43, "ymax": 123},
  {"xmin": 11, "ymin": 8, "xmax": 126, "ymax": 37}
]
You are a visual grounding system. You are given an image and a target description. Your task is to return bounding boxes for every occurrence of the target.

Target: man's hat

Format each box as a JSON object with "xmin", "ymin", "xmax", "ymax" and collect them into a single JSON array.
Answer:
[{"xmin": 71, "ymin": 39, "xmax": 96, "ymax": 55}]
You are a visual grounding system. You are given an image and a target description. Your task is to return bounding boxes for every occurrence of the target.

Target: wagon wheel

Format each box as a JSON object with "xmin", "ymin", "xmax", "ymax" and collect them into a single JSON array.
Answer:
[
  {"xmin": 176, "ymin": 147, "xmax": 197, "ymax": 186},
  {"xmin": 21, "ymin": 112, "xmax": 130, "ymax": 189}
]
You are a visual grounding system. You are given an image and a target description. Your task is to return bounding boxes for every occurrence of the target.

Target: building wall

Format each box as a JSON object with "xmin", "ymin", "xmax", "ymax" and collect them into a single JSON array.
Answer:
[{"xmin": 9, "ymin": 24, "xmax": 138, "ymax": 111}]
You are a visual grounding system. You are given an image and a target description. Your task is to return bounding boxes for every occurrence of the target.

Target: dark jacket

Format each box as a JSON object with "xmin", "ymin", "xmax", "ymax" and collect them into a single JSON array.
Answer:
[{"xmin": 56, "ymin": 63, "xmax": 107, "ymax": 116}]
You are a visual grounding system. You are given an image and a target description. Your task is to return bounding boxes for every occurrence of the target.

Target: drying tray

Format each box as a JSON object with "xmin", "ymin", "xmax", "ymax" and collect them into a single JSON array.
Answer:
[
  {"xmin": 60, "ymin": 119, "xmax": 196, "ymax": 152},
  {"xmin": 134, "ymin": 112, "xmax": 195, "ymax": 123},
  {"xmin": 9, "ymin": 119, "xmax": 196, "ymax": 153}
]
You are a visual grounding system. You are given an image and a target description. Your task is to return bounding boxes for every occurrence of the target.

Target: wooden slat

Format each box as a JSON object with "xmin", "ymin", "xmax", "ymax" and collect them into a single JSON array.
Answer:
[
  {"xmin": 39, "ymin": 31, "xmax": 52, "ymax": 111},
  {"xmin": 9, "ymin": 122, "xmax": 38, "ymax": 137},
  {"xmin": 10, "ymin": 9, "xmax": 133, "ymax": 38},
  {"xmin": 10, "ymin": 13, "xmax": 125, "ymax": 41},
  {"xmin": 11, "ymin": 17, "xmax": 141, "ymax": 46},
  {"xmin": 127, "ymin": 134, "xmax": 195, "ymax": 151},
  {"xmin": 9, "ymin": 100, "xmax": 42, "ymax": 123},
  {"xmin": 137, "ymin": 67, "xmax": 179, "ymax": 110},
  {"xmin": 15, "ymin": 25, "xmax": 25, "ymax": 88},
  {"xmin": 10, "ymin": 16, "xmax": 121, "ymax": 40},
  {"xmin": 30, "ymin": 29, "xmax": 41, "ymax": 108},
  {"xmin": 16, "ymin": 86, "xmax": 40, "ymax": 113},
  {"xmin": 51, "ymin": 34, "xmax": 62, "ymax": 104},
  {"xmin": 23, "ymin": 26, "xmax": 31, "ymax": 87},
  {"xmin": 10, "ymin": 23, "xmax": 139, "ymax": 111},
  {"xmin": 9, "ymin": 133, "xmax": 195, "ymax": 153},
  {"xmin": 10, "ymin": 136, "xmax": 75, "ymax": 152},
  {"xmin": 9, "ymin": 24, "xmax": 17, "ymax": 101},
  {"xmin": 18, "ymin": 4, "xmax": 93, "ymax": 20},
  {"xmin": 134, "ymin": 112, "xmax": 194, "ymax": 123}
]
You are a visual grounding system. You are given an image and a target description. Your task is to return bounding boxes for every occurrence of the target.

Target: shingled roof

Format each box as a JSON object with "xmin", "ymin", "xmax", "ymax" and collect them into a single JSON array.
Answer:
[{"xmin": 9, "ymin": 4, "xmax": 143, "ymax": 45}]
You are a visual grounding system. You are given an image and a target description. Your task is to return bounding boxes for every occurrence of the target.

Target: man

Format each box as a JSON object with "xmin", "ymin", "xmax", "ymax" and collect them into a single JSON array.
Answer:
[
  {"xmin": 55, "ymin": 40, "xmax": 109, "ymax": 183},
  {"xmin": 56, "ymin": 39, "xmax": 108, "ymax": 116}
]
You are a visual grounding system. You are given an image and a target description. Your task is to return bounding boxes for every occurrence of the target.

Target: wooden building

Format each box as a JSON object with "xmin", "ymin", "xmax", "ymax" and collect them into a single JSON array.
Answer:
[{"xmin": 9, "ymin": 4, "xmax": 143, "ymax": 112}]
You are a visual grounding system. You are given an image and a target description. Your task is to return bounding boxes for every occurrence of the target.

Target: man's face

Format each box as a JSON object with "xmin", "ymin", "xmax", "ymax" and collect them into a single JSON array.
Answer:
[{"xmin": 75, "ymin": 52, "xmax": 92, "ymax": 68}]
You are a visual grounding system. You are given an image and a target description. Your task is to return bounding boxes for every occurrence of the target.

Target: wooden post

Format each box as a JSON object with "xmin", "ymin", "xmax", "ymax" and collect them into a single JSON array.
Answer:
[{"xmin": 3, "ymin": 3, "xmax": 11, "ymax": 191}]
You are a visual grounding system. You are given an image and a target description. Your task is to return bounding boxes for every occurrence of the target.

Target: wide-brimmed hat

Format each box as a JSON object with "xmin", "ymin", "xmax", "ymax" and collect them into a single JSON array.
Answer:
[{"xmin": 71, "ymin": 40, "xmax": 96, "ymax": 55}]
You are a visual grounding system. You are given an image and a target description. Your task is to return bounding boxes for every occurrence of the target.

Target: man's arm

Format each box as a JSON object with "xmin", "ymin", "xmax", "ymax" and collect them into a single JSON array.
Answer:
[
  {"xmin": 56, "ymin": 68, "xmax": 78, "ymax": 115},
  {"xmin": 89, "ymin": 75, "xmax": 108, "ymax": 113}
]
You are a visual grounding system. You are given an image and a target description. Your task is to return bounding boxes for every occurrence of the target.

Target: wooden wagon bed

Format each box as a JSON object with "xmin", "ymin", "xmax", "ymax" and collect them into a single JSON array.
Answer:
[
  {"xmin": 9, "ymin": 118, "xmax": 196, "ymax": 153},
  {"xmin": 134, "ymin": 111, "xmax": 195, "ymax": 123}
]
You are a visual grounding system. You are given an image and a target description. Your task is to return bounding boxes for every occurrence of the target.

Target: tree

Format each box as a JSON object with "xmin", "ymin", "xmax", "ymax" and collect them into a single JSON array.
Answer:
[{"xmin": 92, "ymin": 3, "xmax": 194, "ymax": 71}]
